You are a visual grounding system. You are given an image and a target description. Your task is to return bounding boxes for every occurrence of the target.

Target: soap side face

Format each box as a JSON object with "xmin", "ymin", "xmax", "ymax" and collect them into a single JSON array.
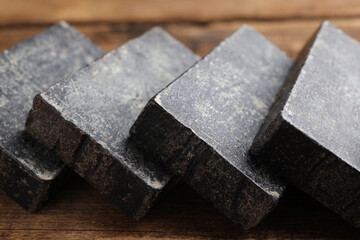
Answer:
[
  {"xmin": 26, "ymin": 27, "xmax": 199, "ymax": 219},
  {"xmin": 0, "ymin": 22, "xmax": 105, "ymax": 211},
  {"xmin": 251, "ymin": 21, "xmax": 360, "ymax": 228},
  {"xmin": 130, "ymin": 26, "xmax": 292, "ymax": 229}
]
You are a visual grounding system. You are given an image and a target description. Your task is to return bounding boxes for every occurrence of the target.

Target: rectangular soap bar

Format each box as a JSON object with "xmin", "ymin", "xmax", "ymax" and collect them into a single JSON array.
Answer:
[
  {"xmin": 0, "ymin": 22, "xmax": 105, "ymax": 212},
  {"xmin": 130, "ymin": 26, "xmax": 292, "ymax": 229},
  {"xmin": 251, "ymin": 21, "xmax": 360, "ymax": 228},
  {"xmin": 25, "ymin": 27, "xmax": 199, "ymax": 219}
]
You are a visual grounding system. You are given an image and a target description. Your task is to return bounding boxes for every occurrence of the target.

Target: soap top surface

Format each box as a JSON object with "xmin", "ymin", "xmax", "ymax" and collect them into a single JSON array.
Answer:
[
  {"xmin": 41, "ymin": 27, "xmax": 199, "ymax": 188},
  {"xmin": 154, "ymin": 26, "xmax": 292, "ymax": 194},
  {"xmin": 282, "ymin": 21, "xmax": 360, "ymax": 171}
]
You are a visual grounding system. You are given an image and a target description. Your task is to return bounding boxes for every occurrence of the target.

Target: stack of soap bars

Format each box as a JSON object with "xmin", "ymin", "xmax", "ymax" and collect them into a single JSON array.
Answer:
[{"xmin": 0, "ymin": 20, "xmax": 359, "ymax": 230}]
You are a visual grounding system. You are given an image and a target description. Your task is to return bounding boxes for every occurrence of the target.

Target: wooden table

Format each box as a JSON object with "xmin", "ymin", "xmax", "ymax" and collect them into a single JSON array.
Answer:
[{"xmin": 0, "ymin": 1, "xmax": 360, "ymax": 239}]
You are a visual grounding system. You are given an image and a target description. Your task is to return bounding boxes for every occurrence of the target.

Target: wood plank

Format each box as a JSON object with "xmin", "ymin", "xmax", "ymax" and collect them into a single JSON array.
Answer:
[
  {"xmin": 2, "ymin": 19, "xmax": 360, "ymax": 59},
  {"xmin": 0, "ymin": 176, "xmax": 356, "ymax": 239},
  {"xmin": 1, "ymin": 0, "xmax": 360, "ymax": 25}
]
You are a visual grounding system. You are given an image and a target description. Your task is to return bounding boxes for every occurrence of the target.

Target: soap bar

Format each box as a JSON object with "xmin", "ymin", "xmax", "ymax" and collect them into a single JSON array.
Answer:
[
  {"xmin": 0, "ymin": 22, "xmax": 105, "ymax": 212},
  {"xmin": 25, "ymin": 27, "xmax": 199, "ymax": 219},
  {"xmin": 130, "ymin": 26, "xmax": 292, "ymax": 229},
  {"xmin": 251, "ymin": 21, "xmax": 360, "ymax": 228}
]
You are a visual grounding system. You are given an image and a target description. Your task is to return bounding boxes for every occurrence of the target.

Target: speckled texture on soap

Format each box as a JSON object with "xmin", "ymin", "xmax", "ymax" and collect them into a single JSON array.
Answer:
[
  {"xmin": 251, "ymin": 21, "xmax": 360, "ymax": 228},
  {"xmin": 130, "ymin": 26, "xmax": 292, "ymax": 229},
  {"xmin": 25, "ymin": 27, "xmax": 199, "ymax": 219},
  {"xmin": 0, "ymin": 22, "xmax": 105, "ymax": 211}
]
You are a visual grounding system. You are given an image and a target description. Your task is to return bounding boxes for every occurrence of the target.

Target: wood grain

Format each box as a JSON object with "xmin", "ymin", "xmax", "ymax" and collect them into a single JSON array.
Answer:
[
  {"xmin": 1, "ymin": 0, "xmax": 360, "ymax": 25},
  {"xmin": 2, "ymin": 19, "xmax": 360, "ymax": 59},
  {"xmin": 0, "ymin": 177, "xmax": 357, "ymax": 239}
]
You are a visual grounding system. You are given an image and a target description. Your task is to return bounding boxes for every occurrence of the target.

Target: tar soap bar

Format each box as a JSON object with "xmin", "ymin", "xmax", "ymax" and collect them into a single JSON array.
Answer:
[
  {"xmin": 130, "ymin": 26, "xmax": 292, "ymax": 229},
  {"xmin": 0, "ymin": 22, "xmax": 105, "ymax": 212},
  {"xmin": 251, "ymin": 21, "xmax": 360, "ymax": 228},
  {"xmin": 25, "ymin": 27, "xmax": 199, "ymax": 219}
]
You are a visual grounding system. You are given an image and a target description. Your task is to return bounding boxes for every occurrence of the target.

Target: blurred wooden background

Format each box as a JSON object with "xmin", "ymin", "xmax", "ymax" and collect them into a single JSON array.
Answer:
[{"xmin": 0, "ymin": 0, "xmax": 360, "ymax": 239}]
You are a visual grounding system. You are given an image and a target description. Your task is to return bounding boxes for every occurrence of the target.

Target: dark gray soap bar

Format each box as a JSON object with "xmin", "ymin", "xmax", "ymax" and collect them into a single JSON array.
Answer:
[
  {"xmin": 0, "ymin": 22, "xmax": 105, "ymax": 212},
  {"xmin": 25, "ymin": 27, "xmax": 199, "ymax": 219},
  {"xmin": 130, "ymin": 26, "xmax": 292, "ymax": 229},
  {"xmin": 250, "ymin": 21, "xmax": 360, "ymax": 228}
]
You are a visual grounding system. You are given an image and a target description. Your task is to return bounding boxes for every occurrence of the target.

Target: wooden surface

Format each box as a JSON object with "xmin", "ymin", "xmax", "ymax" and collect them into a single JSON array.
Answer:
[
  {"xmin": 0, "ymin": 177, "xmax": 358, "ymax": 239},
  {"xmin": 1, "ymin": 1, "xmax": 360, "ymax": 239},
  {"xmin": 2, "ymin": 0, "xmax": 360, "ymax": 24}
]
